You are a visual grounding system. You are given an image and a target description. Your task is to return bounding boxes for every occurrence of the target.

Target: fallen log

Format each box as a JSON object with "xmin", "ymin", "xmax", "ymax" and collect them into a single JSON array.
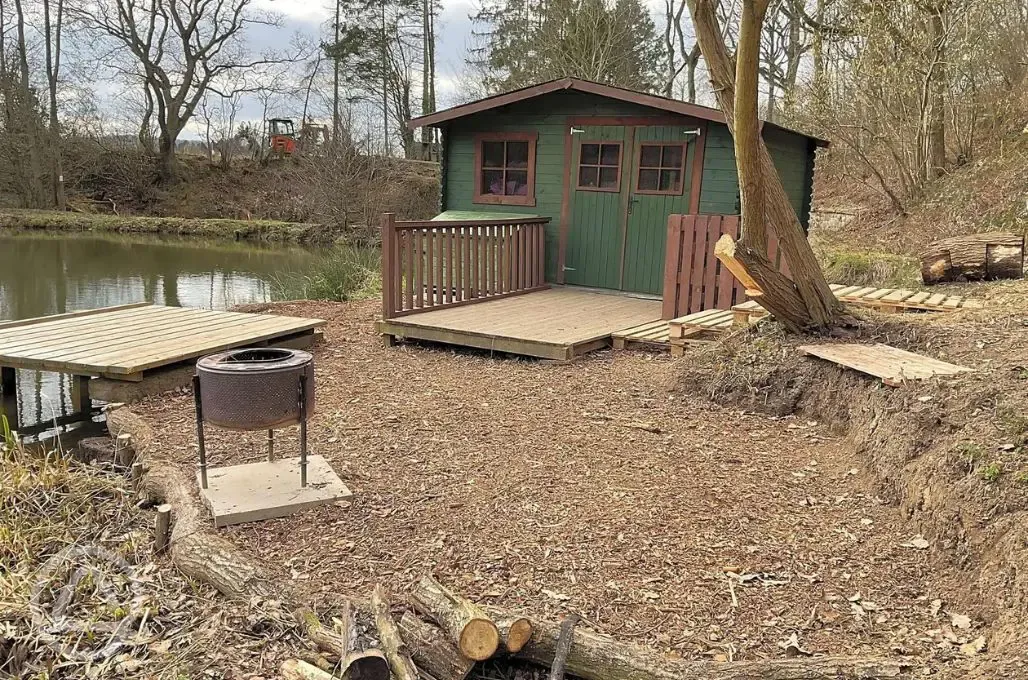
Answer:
[
  {"xmin": 371, "ymin": 585, "xmax": 419, "ymax": 680},
  {"xmin": 921, "ymin": 232, "xmax": 1024, "ymax": 284},
  {"xmin": 497, "ymin": 606, "xmax": 913, "ymax": 680},
  {"xmin": 495, "ymin": 613, "xmax": 534, "ymax": 654},
  {"xmin": 410, "ymin": 575, "xmax": 499, "ymax": 661},
  {"xmin": 398, "ymin": 612, "xmax": 475, "ymax": 680},
  {"xmin": 335, "ymin": 599, "xmax": 390, "ymax": 680},
  {"xmin": 280, "ymin": 659, "xmax": 337, "ymax": 680}
]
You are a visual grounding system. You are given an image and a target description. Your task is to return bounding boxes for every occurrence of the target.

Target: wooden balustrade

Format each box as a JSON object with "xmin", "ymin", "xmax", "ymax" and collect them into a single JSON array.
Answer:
[{"xmin": 381, "ymin": 214, "xmax": 550, "ymax": 319}]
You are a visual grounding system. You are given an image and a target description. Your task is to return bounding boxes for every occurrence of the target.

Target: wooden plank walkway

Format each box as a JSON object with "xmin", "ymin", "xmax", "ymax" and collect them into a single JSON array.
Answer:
[
  {"xmin": 733, "ymin": 283, "xmax": 983, "ymax": 324},
  {"xmin": 667, "ymin": 309, "xmax": 736, "ymax": 356},
  {"xmin": 798, "ymin": 343, "xmax": 973, "ymax": 386},
  {"xmin": 611, "ymin": 320, "xmax": 670, "ymax": 350},
  {"xmin": 378, "ymin": 288, "xmax": 663, "ymax": 360},
  {"xmin": 0, "ymin": 303, "xmax": 326, "ymax": 380}
]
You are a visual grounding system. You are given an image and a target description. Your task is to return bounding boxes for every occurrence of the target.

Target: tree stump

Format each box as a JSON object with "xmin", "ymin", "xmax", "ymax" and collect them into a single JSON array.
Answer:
[{"xmin": 921, "ymin": 232, "xmax": 1025, "ymax": 284}]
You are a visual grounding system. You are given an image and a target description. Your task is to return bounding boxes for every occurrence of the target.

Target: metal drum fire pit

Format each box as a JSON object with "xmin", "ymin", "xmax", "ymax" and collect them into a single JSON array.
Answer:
[{"xmin": 192, "ymin": 348, "xmax": 314, "ymax": 489}]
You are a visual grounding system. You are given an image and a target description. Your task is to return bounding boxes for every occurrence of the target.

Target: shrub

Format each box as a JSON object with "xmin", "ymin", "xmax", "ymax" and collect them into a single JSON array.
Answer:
[{"xmin": 271, "ymin": 244, "xmax": 380, "ymax": 302}]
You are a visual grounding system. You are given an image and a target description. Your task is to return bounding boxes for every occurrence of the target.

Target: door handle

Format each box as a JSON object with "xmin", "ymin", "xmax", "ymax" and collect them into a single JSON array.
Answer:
[{"xmin": 628, "ymin": 194, "xmax": 639, "ymax": 214}]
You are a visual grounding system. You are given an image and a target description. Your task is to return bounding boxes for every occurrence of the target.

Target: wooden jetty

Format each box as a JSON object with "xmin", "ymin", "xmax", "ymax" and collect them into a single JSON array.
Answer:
[{"xmin": 0, "ymin": 303, "xmax": 325, "ymax": 435}]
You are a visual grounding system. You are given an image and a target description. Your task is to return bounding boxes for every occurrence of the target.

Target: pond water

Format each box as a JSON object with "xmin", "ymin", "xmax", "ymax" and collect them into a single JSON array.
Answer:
[{"xmin": 0, "ymin": 230, "xmax": 317, "ymax": 432}]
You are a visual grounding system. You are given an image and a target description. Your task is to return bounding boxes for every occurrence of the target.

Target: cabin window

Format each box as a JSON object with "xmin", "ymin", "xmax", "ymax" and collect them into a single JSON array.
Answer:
[
  {"xmin": 576, "ymin": 142, "xmax": 622, "ymax": 192},
  {"xmin": 635, "ymin": 143, "xmax": 687, "ymax": 195},
  {"xmin": 474, "ymin": 132, "xmax": 537, "ymax": 206}
]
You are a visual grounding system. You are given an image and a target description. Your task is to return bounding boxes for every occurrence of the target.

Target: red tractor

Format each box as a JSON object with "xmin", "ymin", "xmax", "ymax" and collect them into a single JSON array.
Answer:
[{"xmin": 266, "ymin": 118, "xmax": 297, "ymax": 158}]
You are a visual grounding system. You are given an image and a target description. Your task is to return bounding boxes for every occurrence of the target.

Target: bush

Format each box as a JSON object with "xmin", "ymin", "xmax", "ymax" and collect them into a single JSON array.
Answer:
[
  {"xmin": 818, "ymin": 248, "xmax": 920, "ymax": 288},
  {"xmin": 271, "ymin": 244, "xmax": 380, "ymax": 302}
]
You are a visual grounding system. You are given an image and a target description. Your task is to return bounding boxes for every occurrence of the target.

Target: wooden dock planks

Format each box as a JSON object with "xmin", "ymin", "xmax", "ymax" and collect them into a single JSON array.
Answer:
[
  {"xmin": 798, "ymin": 343, "xmax": 972, "ymax": 386},
  {"xmin": 379, "ymin": 288, "xmax": 663, "ymax": 360},
  {"xmin": 0, "ymin": 304, "xmax": 326, "ymax": 379}
]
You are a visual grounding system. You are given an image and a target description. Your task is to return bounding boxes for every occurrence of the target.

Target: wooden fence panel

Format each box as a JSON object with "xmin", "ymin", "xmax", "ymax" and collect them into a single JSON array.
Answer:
[
  {"xmin": 662, "ymin": 213, "xmax": 789, "ymax": 319},
  {"xmin": 381, "ymin": 214, "xmax": 551, "ymax": 319}
]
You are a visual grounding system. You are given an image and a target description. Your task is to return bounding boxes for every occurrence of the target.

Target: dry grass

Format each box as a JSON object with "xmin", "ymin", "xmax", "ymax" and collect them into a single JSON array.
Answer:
[{"xmin": 0, "ymin": 436, "xmax": 303, "ymax": 678}]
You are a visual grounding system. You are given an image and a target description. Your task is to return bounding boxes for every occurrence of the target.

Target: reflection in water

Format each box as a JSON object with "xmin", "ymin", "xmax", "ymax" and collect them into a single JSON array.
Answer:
[{"xmin": 0, "ymin": 231, "xmax": 316, "ymax": 429}]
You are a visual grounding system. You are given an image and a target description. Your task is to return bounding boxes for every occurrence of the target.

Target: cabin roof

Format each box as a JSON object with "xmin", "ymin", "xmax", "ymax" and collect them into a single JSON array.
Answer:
[{"xmin": 408, "ymin": 77, "xmax": 829, "ymax": 146}]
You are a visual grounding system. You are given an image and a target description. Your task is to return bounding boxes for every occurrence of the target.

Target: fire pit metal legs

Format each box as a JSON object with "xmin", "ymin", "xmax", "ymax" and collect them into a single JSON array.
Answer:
[
  {"xmin": 193, "ymin": 374, "xmax": 209, "ymax": 490},
  {"xmin": 298, "ymin": 371, "xmax": 309, "ymax": 488}
]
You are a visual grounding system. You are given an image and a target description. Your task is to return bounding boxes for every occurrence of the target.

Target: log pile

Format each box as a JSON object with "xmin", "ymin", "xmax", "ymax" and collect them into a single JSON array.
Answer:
[
  {"xmin": 284, "ymin": 575, "xmax": 912, "ymax": 680},
  {"xmin": 921, "ymin": 232, "xmax": 1025, "ymax": 284}
]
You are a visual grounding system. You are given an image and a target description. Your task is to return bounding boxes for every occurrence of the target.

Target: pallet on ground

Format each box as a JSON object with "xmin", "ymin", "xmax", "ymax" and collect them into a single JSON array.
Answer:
[
  {"xmin": 732, "ymin": 283, "xmax": 983, "ymax": 324},
  {"xmin": 668, "ymin": 309, "xmax": 735, "ymax": 357},
  {"xmin": 611, "ymin": 320, "xmax": 670, "ymax": 350},
  {"xmin": 798, "ymin": 343, "xmax": 972, "ymax": 386}
]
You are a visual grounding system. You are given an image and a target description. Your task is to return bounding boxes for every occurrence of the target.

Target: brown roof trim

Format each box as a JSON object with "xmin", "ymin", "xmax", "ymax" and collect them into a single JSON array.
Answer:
[{"xmin": 409, "ymin": 77, "xmax": 829, "ymax": 146}]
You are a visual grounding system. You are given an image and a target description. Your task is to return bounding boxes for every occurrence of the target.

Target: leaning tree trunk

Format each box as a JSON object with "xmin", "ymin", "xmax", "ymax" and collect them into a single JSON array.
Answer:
[{"xmin": 686, "ymin": 0, "xmax": 843, "ymax": 330}]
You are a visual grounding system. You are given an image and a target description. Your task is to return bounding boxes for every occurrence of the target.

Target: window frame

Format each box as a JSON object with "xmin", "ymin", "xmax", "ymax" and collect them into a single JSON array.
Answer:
[
  {"xmin": 575, "ymin": 140, "xmax": 623, "ymax": 193},
  {"xmin": 634, "ymin": 142, "xmax": 688, "ymax": 196},
  {"xmin": 472, "ymin": 131, "xmax": 538, "ymax": 206}
]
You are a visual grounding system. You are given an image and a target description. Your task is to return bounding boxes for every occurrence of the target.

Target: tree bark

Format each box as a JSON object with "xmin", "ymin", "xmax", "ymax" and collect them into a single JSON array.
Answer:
[
  {"xmin": 410, "ymin": 575, "xmax": 499, "ymax": 661},
  {"xmin": 280, "ymin": 659, "xmax": 338, "ymax": 680},
  {"xmin": 371, "ymin": 585, "xmax": 419, "ymax": 680},
  {"xmin": 686, "ymin": 0, "xmax": 843, "ymax": 330},
  {"xmin": 715, "ymin": 235, "xmax": 814, "ymax": 333},
  {"xmin": 398, "ymin": 612, "xmax": 475, "ymax": 680},
  {"xmin": 504, "ymin": 606, "xmax": 911, "ymax": 680},
  {"xmin": 921, "ymin": 232, "xmax": 1025, "ymax": 284},
  {"xmin": 734, "ymin": 0, "xmax": 771, "ymax": 251}
]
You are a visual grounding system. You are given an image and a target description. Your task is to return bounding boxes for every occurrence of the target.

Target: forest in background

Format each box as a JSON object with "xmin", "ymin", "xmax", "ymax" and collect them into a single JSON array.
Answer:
[{"xmin": 1, "ymin": 0, "xmax": 1027, "ymax": 245}]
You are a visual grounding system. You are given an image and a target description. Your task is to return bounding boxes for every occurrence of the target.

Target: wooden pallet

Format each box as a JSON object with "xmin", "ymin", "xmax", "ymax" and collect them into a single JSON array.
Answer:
[
  {"xmin": 611, "ymin": 320, "xmax": 670, "ymax": 350},
  {"xmin": 668, "ymin": 309, "xmax": 735, "ymax": 356},
  {"xmin": 732, "ymin": 283, "xmax": 983, "ymax": 324},
  {"xmin": 798, "ymin": 343, "xmax": 972, "ymax": 386}
]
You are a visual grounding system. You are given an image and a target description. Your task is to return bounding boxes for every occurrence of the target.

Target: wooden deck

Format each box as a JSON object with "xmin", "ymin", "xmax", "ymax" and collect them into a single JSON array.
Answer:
[
  {"xmin": 0, "ymin": 303, "xmax": 325, "ymax": 435},
  {"xmin": 378, "ymin": 288, "xmax": 663, "ymax": 360}
]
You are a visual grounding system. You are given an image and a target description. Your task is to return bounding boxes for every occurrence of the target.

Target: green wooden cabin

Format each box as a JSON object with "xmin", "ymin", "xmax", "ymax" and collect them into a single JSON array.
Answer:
[{"xmin": 409, "ymin": 78, "xmax": 826, "ymax": 297}]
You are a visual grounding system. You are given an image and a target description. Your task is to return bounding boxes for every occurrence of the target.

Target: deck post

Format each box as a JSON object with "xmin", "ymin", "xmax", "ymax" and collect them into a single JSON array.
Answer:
[
  {"xmin": 70, "ymin": 375, "xmax": 92, "ymax": 418},
  {"xmin": 381, "ymin": 213, "xmax": 397, "ymax": 321},
  {"xmin": 1, "ymin": 366, "xmax": 16, "ymax": 429}
]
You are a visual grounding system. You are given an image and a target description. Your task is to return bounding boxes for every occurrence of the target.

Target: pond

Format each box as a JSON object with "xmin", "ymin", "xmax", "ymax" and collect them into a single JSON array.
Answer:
[{"xmin": 0, "ymin": 230, "xmax": 318, "ymax": 432}]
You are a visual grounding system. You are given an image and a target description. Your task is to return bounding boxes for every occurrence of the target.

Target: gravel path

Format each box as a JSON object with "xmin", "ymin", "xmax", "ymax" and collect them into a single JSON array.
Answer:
[{"xmin": 133, "ymin": 300, "xmax": 967, "ymax": 666}]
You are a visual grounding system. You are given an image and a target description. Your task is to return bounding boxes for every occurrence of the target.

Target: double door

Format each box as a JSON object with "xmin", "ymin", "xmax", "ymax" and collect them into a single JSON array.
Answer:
[{"xmin": 563, "ymin": 124, "xmax": 698, "ymax": 295}]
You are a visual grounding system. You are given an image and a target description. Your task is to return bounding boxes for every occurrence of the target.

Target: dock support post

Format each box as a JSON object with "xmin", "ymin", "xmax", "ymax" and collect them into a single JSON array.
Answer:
[
  {"xmin": 70, "ymin": 375, "xmax": 92, "ymax": 419},
  {"xmin": 0, "ymin": 366, "xmax": 16, "ymax": 430}
]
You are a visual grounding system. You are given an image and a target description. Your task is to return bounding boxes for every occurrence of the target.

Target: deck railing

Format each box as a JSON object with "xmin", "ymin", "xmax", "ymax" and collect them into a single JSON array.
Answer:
[{"xmin": 381, "ymin": 213, "xmax": 550, "ymax": 319}]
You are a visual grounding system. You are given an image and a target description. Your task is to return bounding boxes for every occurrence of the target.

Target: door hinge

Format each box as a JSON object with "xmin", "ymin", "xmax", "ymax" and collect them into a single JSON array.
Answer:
[{"xmin": 562, "ymin": 266, "xmax": 577, "ymax": 271}]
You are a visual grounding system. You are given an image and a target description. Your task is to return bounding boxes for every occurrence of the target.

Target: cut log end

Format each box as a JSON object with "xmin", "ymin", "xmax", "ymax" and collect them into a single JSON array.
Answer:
[
  {"xmin": 459, "ymin": 618, "xmax": 501, "ymax": 661},
  {"xmin": 345, "ymin": 654, "xmax": 390, "ymax": 680},
  {"xmin": 504, "ymin": 617, "xmax": 533, "ymax": 654}
]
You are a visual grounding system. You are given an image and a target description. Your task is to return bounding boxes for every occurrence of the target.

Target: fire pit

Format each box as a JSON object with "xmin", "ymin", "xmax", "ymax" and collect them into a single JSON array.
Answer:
[{"xmin": 192, "ymin": 348, "xmax": 314, "ymax": 489}]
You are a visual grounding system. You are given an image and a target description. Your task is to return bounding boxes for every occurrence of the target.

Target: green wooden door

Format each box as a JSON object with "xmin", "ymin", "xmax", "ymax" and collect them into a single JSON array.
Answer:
[
  {"xmin": 563, "ymin": 126, "xmax": 628, "ymax": 289},
  {"xmin": 622, "ymin": 127, "xmax": 696, "ymax": 295}
]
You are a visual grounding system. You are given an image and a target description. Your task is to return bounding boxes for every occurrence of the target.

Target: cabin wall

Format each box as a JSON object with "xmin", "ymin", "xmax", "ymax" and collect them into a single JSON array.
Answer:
[
  {"xmin": 438, "ymin": 91, "xmax": 819, "ymax": 283},
  {"xmin": 698, "ymin": 123, "xmax": 815, "ymax": 227},
  {"xmin": 441, "ymin": 92, "xmax": 682, "ymax": 281}
]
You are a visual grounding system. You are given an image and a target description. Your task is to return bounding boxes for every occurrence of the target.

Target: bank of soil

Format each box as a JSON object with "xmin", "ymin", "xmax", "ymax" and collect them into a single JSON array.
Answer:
[
  {"xmin": 0, "ymin": 209, "xmax": 335, "ymax": 244},
  {"xmin": 677, "ymin": 279, "xmax": 1028, "ymax": 666},
  {"xmin": 129, "ymin": 299, "xmax": 999, "ymax": 675}
]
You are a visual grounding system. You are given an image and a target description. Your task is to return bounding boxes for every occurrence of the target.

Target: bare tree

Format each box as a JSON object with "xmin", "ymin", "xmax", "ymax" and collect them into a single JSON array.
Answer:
[
  {"xmin": 72, "ymin": 0, "xmax": 292, "ymax": 181},
  {"xmin": 43, "ymin": 0, "xmax": 67, "ymax": 209}
]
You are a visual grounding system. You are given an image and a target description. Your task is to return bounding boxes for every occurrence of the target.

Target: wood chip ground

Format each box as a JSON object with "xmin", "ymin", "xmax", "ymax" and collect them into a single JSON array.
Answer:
[{"xmin": 131, "ymin": 300, "xmax": 970, "ymax": 666}]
